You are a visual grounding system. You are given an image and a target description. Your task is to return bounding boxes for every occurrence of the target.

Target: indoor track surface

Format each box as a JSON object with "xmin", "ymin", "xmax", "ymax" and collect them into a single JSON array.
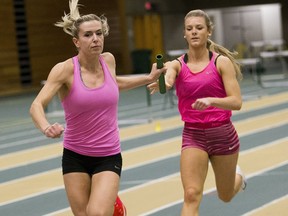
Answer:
[{"xmin": 1, "ymin": 78, "xmax": 288, "ymax": 216}]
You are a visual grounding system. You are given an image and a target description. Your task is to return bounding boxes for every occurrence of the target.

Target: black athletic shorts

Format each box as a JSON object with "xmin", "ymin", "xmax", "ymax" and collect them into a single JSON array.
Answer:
[{"xmin": 62, "ymin": 148, "xmax": 122, "ymax": 177}]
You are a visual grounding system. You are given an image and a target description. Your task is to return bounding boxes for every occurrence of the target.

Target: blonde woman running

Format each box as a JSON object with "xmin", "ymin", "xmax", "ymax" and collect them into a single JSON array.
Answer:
[{"xmin": 30, "ymin": 0, "xmax": 165, "ymax": 215}]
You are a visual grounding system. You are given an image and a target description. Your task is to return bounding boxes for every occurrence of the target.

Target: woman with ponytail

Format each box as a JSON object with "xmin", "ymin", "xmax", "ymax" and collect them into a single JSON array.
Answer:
[
  {"xmin": 148, "ymin": 9, "xmax": 246, "ymax": 216},
  {"xmin": 30, "ymin": 0, "xmax": 165, "ymax": 215}
]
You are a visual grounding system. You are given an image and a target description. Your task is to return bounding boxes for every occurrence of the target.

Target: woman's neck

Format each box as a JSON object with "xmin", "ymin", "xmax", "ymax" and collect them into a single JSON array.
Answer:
[
  {"xmin": 77, "ymin": 54, "xmax": 101, "ymax": 73},
  {"xmin": 187, "ymin": 48, "xmax": 209, "ymax": 62}
]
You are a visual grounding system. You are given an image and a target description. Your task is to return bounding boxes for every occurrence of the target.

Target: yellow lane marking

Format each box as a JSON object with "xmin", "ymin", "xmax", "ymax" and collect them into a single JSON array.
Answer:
[
  {"xmin": 240, "ymin": 92, "xmax": 288, "ymax": 111},
  {"xmin": 1, "ymin": 91, "xmax": 288, "ymax": 170},
  {"xmin": 2, "ymin": 107, "xmax": 288, "ymax": 171},
  {"xmin": 119, "ymin": 116, "xmax": 182, "ymax": 139},
  {"xmin": 0, "ymin": 169, "xmax": 63, "ymax": 204},
  {"xmin": 119, "ymin": 167, "xmax": 218, "ymax": 216},
  {"xmin": 0, "ymin": 143, "xmax": 62, "ymax": 170},
  {"xmin": 123, "ymin": 138, "xmax": 288, "ymax": 215},
  {"xmin": 238, "ymin": 138, "xmax": 288, "ymax": 174},
  {"xmin": 0, "ymin": 137, "xmax": 182, "ymax": 204},
  {"xmin": 1, "ymin": 112, "xmax": 286, "ymax": 190},
  {"xmin": 0, "ymin": 136, "xmax": 288, "ymax": 215},
  {"xmin": 54, "ymin": 139, "xmax": 288, "ymax": 216},
  {"xmin": 123, "ymin": 137, "xmax": 181, "ymax": 169},
  {"xmin": 0, "ymin": 92, "xmax": 287, "ymax": 209},
  {"xmin": 245, "ymin": 195, "xmax": 288, "ymax": 216},
  {"xmin": 119, "ymin": 91, "xmax": 288, "ymax": 139},
  {"xmin": 235, "ymin": 109, "xmax": 288, "ymax": 134},
  {"xmin": 121, "ymin": 174, "xmax": 182, "ymax": 215},
  {"xmin": 0, "ymin": 117, "xmax": 183, "ymax": 171}
]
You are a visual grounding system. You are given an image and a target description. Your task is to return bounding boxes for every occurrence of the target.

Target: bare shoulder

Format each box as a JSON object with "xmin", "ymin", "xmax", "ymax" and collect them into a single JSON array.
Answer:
[
  {"xmin": 215, "ymin": 54, "xmax": 237, "ymax": 79},
  {"xmin": 216, "ymin": 54, "xmax": 232, "ymax": 66},
  {"xmin": 101, "ymin": 52, "xmax": 115, "ymax": 64},
  {"xmin": 101, "ymin": 52, "xmax": 116, "ymax": 77},
  {"xmin": 166, "ymin": 58, "xmax": 181, "ymax": 74},
  {"xmin": 49, "ymin": 58, "xmax": 74, "ymax": 82},
  {"xmin": 53, "ymin": 58, "xmax": 74, "ymax": 74},
  {"xmin": 172, "ymin": 58, "xmax": 182, "ymax": 68}
]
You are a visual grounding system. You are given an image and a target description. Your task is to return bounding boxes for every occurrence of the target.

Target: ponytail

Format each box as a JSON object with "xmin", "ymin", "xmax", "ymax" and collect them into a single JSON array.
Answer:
[
  {"xmin": 208, "ymin": 39, "xmax": 243, "ymax": 80},
  {"xmin": 55, "ymin": 0, "xmax": 109, "ymax": 38}
]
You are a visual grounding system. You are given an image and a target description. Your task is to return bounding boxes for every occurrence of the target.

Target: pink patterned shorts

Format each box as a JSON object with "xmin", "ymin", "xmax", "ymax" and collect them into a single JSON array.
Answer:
[{"xmin": 182, "ymin": 121, "xmax": 240, "ymax": 156}]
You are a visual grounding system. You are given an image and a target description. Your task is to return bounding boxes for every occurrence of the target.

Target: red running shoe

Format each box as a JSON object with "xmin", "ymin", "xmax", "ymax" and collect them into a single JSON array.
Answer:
[{"xmin": 113, "ymin": 195, "xmax": 127, "ymax": 216}]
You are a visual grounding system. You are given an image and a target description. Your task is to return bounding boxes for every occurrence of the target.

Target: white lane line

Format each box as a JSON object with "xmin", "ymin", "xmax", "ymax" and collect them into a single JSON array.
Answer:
[
  {"xmin": 8, "ymin": 146, "xmax": 287, "ymax": 215},
  {"xmin": 242, "ymin": 194, "xmax": 288, "ymax": 216},
  {"xmin": 1, "ymin": 105, "xmax": 287, "ymax": 154},
  {"xmin": 140, "ymin": 160, "xmax": 288, "ymax": 216},
  {"xmin": 1, "ymin": 116, "xmax": 287, "ymax": 171},
  {"xmin": 0, "ymin": 136, "xmax": 50, "ymax": 149}
]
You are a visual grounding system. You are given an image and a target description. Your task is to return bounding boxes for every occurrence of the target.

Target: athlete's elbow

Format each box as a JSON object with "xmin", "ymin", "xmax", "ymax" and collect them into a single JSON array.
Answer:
[
  {"xmin": 234, "ymin": 100, "xmax": 242, "ymax": 110},
  {"xmin": 30, "ymin": 100, "xmax": 43, "ymax": 116},
  {"xmin": 29, "ymin": 102, "xmax": 38, "ymax": 117}
]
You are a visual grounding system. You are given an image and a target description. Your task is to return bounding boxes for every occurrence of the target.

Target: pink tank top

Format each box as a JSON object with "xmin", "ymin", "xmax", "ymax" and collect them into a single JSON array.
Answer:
[
  {"xmin": 175, "ymin": 52, "xmax": 231, "ymax": 125},
  {"xmin": 61, "ymin": 55, "xmax": 120, "ymax": 156}
]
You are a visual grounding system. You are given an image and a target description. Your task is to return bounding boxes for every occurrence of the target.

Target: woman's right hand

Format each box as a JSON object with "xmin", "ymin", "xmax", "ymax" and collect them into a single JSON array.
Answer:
[{"xmin": 147, "ymin": 81, "xmax": 159, "ymax": 94}]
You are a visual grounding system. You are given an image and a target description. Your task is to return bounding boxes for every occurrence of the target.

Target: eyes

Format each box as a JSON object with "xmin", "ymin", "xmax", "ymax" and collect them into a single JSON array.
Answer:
[
  {"xmin": 186, "ymin": 26, "xmax": 205, "ymax": 32},
  {"xmin": 83, "ymin": 31, "xmax": 103, "ymax": 38}
]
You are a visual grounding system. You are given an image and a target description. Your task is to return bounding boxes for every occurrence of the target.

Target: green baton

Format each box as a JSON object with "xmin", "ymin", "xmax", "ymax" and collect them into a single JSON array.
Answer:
[{"xmin": 156, "ymin": 54, "xmax": 166, "ymax": 94}]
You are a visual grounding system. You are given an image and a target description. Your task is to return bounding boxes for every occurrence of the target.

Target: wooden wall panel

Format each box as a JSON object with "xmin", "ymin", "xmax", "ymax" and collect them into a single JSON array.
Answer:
[
  {"xmin": 25, "ymin": 0, "xmax": 129, "ymax": 88},
  {"xmin": 25, "ymin": 0, "xmax": 75, "ymax": 87},
  {"xmin": 0, "ymin": 0, "xmax": 21, "ymax": 94}
]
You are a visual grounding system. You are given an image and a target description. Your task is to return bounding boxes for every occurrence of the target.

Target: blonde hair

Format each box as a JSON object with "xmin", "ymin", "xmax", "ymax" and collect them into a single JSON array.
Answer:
[
  {"xmin": 55, "ymin": 0, "xmax": 109, "ymax": 38},
  {"xmin": 185, "ymin": 10, "xmax": 242, "ymax": 80}
]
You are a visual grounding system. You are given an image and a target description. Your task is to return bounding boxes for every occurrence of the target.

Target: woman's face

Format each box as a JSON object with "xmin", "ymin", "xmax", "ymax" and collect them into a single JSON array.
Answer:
[
  {"xmin": 73, "ymin": 20, "xmax": 104, "ymax": 55},
  {"xmin": 184, "ymin": 16, "xmax": 210, "ymax": 48}
]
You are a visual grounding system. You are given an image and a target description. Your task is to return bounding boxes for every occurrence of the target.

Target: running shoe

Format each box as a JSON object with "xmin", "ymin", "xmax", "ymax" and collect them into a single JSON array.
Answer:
[
  {"xmin": 113, "ymin": 195, "xmax": 127, "ymax": 216},
  {"xmin": 236, "ymin": 165, "xmax": 247, "ymax": 191}
]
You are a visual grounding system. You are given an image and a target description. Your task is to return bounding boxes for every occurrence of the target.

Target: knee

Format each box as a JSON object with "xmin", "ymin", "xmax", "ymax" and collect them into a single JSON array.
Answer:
[
  {"xmin": 184, "ymin": 187, "xmax": 202, "ymax": 203},
  {"xmin": 86, "ymin": 205, "xmax": 112, "ymax": 216},
  {"xmin": 218, "ymin": 193, "xmax": 234, "ymax": 203}
]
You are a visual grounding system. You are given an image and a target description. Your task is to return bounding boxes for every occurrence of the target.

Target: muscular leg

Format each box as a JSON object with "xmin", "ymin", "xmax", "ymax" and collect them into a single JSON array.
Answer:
[
  {"xmin": 210, "ymin": 152, "xmax": 242, "ymax": 202},
  {"xmin": 63, "ymin": 171, "xmax": 120, "ymax": 216},
  {"xmin": 63, "ymin": 172, "xmax": 91, "ymax": 216},
  {"xmin": 180, "ymin": 148, "xmax": 209, "ymax": 216},
  {"xmin": 87, "ymin": 171, "xmax": 120, "ymax": 216}
]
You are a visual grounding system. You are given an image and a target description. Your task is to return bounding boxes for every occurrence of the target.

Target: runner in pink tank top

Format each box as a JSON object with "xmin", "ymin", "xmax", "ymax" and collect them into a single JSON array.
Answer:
[
  {"xmin": 176, "ymin": 51, "xmax": 231, "ymax": 125},
  {"xmin": 148, "ymin": 9, "xmax": 246, "ymax": 216},
  {"xmin": 62, "ymin": 55, "xmax": 120, "ymax": 157},
  {"xmin": 29, "ymin": 1, "xmax": 166, "ymax": 215}
]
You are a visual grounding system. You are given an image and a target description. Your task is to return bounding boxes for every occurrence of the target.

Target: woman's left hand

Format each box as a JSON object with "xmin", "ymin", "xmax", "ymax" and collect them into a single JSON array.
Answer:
[{"xmin": 192, "ymin": 98, "xmax": 211, "ymax": 110}]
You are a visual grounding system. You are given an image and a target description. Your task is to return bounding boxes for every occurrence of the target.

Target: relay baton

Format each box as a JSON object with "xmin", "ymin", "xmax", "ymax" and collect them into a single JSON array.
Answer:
[{"xmin": 156, "ymin": 54, "xmax": 166, "ymax": 94}]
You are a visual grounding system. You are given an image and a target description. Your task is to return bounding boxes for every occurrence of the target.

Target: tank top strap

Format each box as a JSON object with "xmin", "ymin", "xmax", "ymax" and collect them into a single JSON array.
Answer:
[
  {"xmin": 72, "ymin": 56, "xmax": 81, "ymax": 80},
  {"xmin": 210, "ymin": 51, "xmax": 216, "ymax": 62},
  {"xmin": 99, "ymin": 55, "xmax": 117, "ymax": 85},
  {"xmin": 99, "ymin": 55, "xmax": 109, "ymax": 76},
  {"xmin": 177, "ymin": 54, "xmax": 186, "ymax": 65}
]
